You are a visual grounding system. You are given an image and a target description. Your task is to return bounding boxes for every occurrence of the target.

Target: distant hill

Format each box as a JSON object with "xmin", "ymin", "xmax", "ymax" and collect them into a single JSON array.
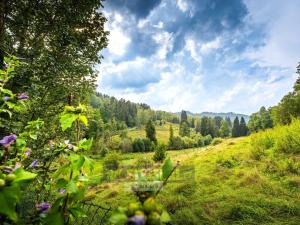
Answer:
[{"xmin": 176, "ymin": 111, "xmax": 249, "ymax": 122}]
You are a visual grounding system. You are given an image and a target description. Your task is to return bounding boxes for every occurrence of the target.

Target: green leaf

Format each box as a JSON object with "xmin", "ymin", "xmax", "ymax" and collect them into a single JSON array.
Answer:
[
  {"xmin": 44, "ymin": 210, "xmax": 64, "ymax": 225},
  {"xmin": 109, "ymin": 212, "xmax": 127, "ymax": 225},
  {"xmin": 161, "ymin": 210, "xmax": 171, "ymax": 222},
  {"xmin": 13, "ymin": 168, "xmax": 37, "ymax": 183},
  {"xmin": 0, "ymin": 186, "xmax": 20, "ymax": 221},
  {"xmin": 29, "ymin": 134, "xmax": 37, "ymax": 140},
  {"xmin": 162, "ymin": 158, "xmax": 173, "ymax": 180},
  {"xmin": 83, "ymin": 156, "xmax": 95, "ymax": 172},
  {"xmin": 16, "ymin": 138, "xmax": 27, "ymax": 150},
  {"xmin": 78, "ymin": 115, "xmax": 88, "ymax": 126},
  {"xmin": 59, "ymin": 113, "xmax": 78, "ymax": 131},
  {"xmin": 78, "ymin": 138, "xmax": 93, "ymax": 151},
  {"xmin": 67, "ymin": 180, "xmax": 78, "ymax": 194}
]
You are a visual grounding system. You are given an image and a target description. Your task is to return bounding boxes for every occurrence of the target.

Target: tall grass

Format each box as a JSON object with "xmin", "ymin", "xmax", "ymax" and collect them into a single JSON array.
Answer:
[{"xmin": 250, "ymin": 119, "xmax": 300, "ymax": 158}]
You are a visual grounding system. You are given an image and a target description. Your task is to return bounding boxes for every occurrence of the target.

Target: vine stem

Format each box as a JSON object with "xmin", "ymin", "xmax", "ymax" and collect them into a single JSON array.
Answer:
[{"xmin": 155, "ymin": 160, "xmax": 180, "ymax": 197}]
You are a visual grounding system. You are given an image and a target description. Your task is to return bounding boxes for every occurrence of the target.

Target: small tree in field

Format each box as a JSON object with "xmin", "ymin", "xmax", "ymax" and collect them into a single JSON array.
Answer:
[
  {"xmin": 153, "ymin": 143, "xmax": 166, "ymax": 162},
  {"xmin": 220, "ymin": 120, "xmax": 230, "ymax": 137},
  {"xmin": 145, "ymin": 120, "xmax": 157, "ymax": 144}
]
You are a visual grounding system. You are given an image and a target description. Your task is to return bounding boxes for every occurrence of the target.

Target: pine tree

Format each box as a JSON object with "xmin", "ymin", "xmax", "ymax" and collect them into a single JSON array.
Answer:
[
  {"xmin": 232, "ymin": 116, "xmax": 240, "ymax": 137},
  {"xmin": 181, "ymin": 110, "xmax": 188, "ymax": 122},
  {"xmin": 225, "ymin": 117, "xmax": 232, "ymax": 128},
  {"xmin": 239, "ymin": 117, "xmax": 248, "ymax": 136},
  {"xmin": 145, "ymin": 120, "xmax": 157, "ymax": 144},
  {"xmin": 200, "ymin": 117, "xmax": 209, "ymax": 136}
]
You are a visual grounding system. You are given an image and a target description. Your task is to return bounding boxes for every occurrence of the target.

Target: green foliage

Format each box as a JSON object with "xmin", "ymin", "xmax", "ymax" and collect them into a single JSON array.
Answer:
[
  {"xmin": 132, "ymin": 138, "xmax": 154, "ymax": 152},
  {"xmin": 239, "ymin": 117, "xmax": 248, "ymax": 136},
  {"xmin": 203, "ymin": 134, "xmax": 213, "ymax": 145},
  {"xmin": 232, "ymin": 116, "xmax": 240, "ymax": 137},
  {"xmin": 179, "ymin": 121, "xmax": 190, "ymax": 137},
  {"xmin": 180, "ymin": 110, "xmax": 188, "ymax": 122},
  {"xmin": 220, "ymin": 120, "xmax": 231, "ymax": 137},
  {"xmin": 103, "ymin": 152, "xmax": 121, "ymax": 171},
  {"xmin": 145, "ymin": 120, "xmax": 157, "ymax": 144},
  {"xmin": 120, "ymin": 138, "xmax": 133, "ymax": 153},
  {"xmin": 153, "ymin": 143, "xmax": 167, "ymax": 162},
  {"xmin": 248, "ymin": 106, "xmax": 273, "ymax": 133},
  {"xmin": 135, "ymin": 156, "xmax": 153, "ymax": 169},
  {"xmin": 211, "ymin": 138, "xmax": 223, "ymax": 146}
]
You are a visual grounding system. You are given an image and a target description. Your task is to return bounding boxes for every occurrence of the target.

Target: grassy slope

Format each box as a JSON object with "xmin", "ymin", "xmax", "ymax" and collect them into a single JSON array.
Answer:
[
  {"xmin": 91, "ymin": 137, "xmax": 300, "ymax": 225},
  {"xmin": 127, "ymin": 122, "xmax": 179, "ymax": 144}
]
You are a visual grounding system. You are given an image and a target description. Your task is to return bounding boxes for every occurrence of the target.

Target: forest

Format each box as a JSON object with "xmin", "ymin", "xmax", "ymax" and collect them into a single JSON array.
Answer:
[{"xmin": 0, "ymin": 1, "xmax": 300, "ymax": 225}]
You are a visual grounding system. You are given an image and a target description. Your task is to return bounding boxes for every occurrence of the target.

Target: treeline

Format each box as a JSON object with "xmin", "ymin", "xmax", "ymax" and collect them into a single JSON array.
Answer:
[
  {"xmin": 248, "ymin": 63, "xmax": 300, "ymax": 132},
  {"xmin": 178, "ymin": 110, "xmax": 248, "ymax": 138},
  {"xmin": 90, "ymin": 93, "xmax": 179, "ymax": 128}
]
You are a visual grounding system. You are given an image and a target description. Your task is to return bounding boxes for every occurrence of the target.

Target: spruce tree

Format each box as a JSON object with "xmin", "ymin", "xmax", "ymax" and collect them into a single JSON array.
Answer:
[
  {"xmin": 181, "ymin": 110, "xmax": 188, "ymax": 122},
  {"xmin": 168, "ymin": 125, "xmax": 174, "ymax": 147},
  {"xmin": 145, "ymin": 120, "xmax": 157, "ymax": 144},
  {"xmin": 179, "ymin": 121, "xmax": 190, "ymax": 137},
  {"xmin": 225, "ymin": 117, "xmax": 232, "ymax": 128},
  {"xmin": 239, "ymin": 117, "xmax": 248, "ymax": 136},
  {"xmin": 232, "ymin": 116, "xmax": 240, "ymax": 137}
]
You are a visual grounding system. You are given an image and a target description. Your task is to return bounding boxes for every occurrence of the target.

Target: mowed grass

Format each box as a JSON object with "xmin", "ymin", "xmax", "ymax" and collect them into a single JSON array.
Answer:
[
  {"xmin": 89, "ymin": 136, "xmax": 300, "ymax": 225},
  {"xmin": 127, "ymin": 122, "xmax": 179, "ymax": 144}
]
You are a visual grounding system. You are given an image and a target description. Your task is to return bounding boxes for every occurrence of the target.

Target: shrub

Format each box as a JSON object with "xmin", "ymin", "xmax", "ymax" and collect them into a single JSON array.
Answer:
[
  {"xmin": 132, "ymin": 138, "xmax": 145, "ymax": 152},
  {"xmin": 182, "ymin": 136, "xmax": 197, "ymax": 148},
  {"xmin": 100, "ymin": 146, "xmax": 109, "ymax": 157},
  {"xmin": 203, "ymin": 135, "xmax": 213, "ymax": 145},
  {"xmin": 211, "ymin": 138, "xmax": 223, "ymax": 146},
  {"xmin": 107, "ymin": 135, "xmax": 122, "ymax": 150},
  {"xmin": 153, "ymin": 143, "xmax": 167, "ymax": 162},
  {"xmin": 135, "ymin": 156, "xmax": 153, "ymax": 169},
  {"xmin": 193, "ymin": 133, "xmax": 204, "ymax": 147},
  {"xmin": 169, "ymin": 136, "xmax": 184, "ymax": 150},
  {"xmin": 103, "ymin": 152, "xmax": 121, "ymax": 170},
  {"xmin": 142, "ymin": 138, "xmax": 155, "ymax": 152},
  {"xmin": 120, "ymin": 138, "xmax": 133, "ymax": 152}
]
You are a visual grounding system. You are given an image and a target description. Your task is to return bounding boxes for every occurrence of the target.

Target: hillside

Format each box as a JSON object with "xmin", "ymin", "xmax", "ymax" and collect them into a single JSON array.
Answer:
[
  {"xmin": 91, "ymin": 135, "xmax": 300, "ymax": 225},
  {"xmin": 177, "ymin": 111, "xmax": 250, "ymax": 122}
]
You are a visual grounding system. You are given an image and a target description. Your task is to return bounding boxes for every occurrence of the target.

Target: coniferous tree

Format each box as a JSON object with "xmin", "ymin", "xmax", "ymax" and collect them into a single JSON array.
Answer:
[
  {"xmin": 181, "ymin": 110, "xmax": 188, "ymax": 122},
  {"xmin": 232, "ymin": 116, "xmax": 240, "ymax": 137},
  {"xmin": 225, "ymin": 117, "xmax": 232, "ymax": 128},
  {"xmin": 239, "ymin": 117, "xmax": 248, "ymax": 136},
  {"xmin": 200, "ymin": 117, "xmax": 209, "ymax": 136},
  {"xmin": 145, "ymin": 120, "xmax": 157, "ymax": 144},
  {"xmin": 195, "ymin": 119, "xmax": 201, "ymax": 133}
]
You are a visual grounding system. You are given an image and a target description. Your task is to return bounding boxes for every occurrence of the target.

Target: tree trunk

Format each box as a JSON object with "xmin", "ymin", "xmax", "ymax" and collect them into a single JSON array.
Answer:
[{"xmin": 0, "ymin": 0, "xmax": 6, "ymax": 69}]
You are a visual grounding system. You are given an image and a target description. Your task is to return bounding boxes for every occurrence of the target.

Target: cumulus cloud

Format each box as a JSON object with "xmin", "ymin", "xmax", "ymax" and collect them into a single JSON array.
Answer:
[{"xmin": 98, "ymin": 0, "xmax": 300, "ymax": 114}]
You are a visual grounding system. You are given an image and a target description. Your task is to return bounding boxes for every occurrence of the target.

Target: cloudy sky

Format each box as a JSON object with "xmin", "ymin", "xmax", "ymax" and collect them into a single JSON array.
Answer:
[{"xmin": 97, "ymin": 0, "xmax": 300, "ymax": 114}]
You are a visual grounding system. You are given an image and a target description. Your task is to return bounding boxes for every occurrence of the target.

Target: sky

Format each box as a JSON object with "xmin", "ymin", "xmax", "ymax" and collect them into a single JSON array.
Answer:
[{"xmin": 97, "ymin": 0, "xmax": 300, "ymax": 114}]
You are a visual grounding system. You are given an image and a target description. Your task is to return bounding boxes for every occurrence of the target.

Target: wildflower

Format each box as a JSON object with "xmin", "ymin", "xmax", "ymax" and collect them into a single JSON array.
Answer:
[
  {"xmin": 126, "ymin": 215, "xmax": 146, "ymax": 225},
  {"xmin": 0, "ymin": 134, "xmax": 17, "ymax": 147},
  {"xmin": 17, "ymin": 93, "xmax": 29, "ymax": 100},
  {"xmin": 36, "ymin": 202, "xmax": 51, "ymax": 213},
  {"xmin": 30, "ymin": 160, "xmax": 38, "ymax": 167},
  {"xmin": 2, "ymin": 96, "xmax": 10, "ymax": 102},
  {"xmin": 64, "ymin": 140, "xmax": 74, "ymax": 149},
  {"xmin": 58, "ymin": 188, "xmax": 66, "ymax": 194},
  {"xmin": 25, "ymin": 149, "xmax": 31, "ymax": 157}
]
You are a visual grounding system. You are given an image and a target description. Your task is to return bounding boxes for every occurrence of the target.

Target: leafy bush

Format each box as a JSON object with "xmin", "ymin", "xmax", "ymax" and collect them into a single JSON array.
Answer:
[
  {"xmin": 107, "ymin": 135, "xmax": 122, "ymax": 150},
  {"xmin": 211, "ymin": 138, "xmax": 223, "ymax": 146},
  {"xmin": 132, "ymin": 138, "xmax": 145, "ymax": 152},
  {"xmin": 169, "ymin": 136, "xmax": 184, "ymax": 150},
  {"xmin": 103, "ymin": 152, "xmax": 121, "ymax": 170},
  {"xmin": 120, "ymin": 138, "xmax": 133, "ymax": 152},
  {"xmin": 182, "ymin": 136, "xmax": 197, "ymax": 148},
  {"xmin": 203, "ymin": 134, "xmax": 213, "ymax": 145},
  {"xmin": 135, "ymin": 156, "xmax": 153, "ymax": 169},
  {"xmin": 153, "ymin": 143, "xmax": 167, "ymax": 162},
  {"xmin": 100, "ymin": 146, "xmax": 109, "ymax": 157},
  {"xmin": 142, "ymin": 138, "xmax": 155, "ymax": 152},
  {"xmin": 217, "ymin": 156, "xmax": 240, "ymax": 168}
]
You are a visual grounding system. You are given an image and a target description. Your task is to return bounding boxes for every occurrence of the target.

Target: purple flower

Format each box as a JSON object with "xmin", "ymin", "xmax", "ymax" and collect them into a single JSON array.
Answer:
[
  {"xmin": 58, "ymin": 188, "xmax": 66, "ymax": 194},
  {"xmin": 0, "ymin": 134, "xmax": 17, "ymax": 147},
  {"xmin": 64, "ymin": 140, "xmax": 74, "ymax": 149},
  {"xmin": 2, "ymin": 96, "xmax": 11, "ymax": 102},
  {"xmin": 126, "ymin": 215, "xmax": 146, "ymax": 225},
  {"xmin": 36, "ymin": 202, "xmax": 51, "ymax": 213},
  {"xmin": 30, "ymin": 160, "xmax": 38, "ymax": 167},
  {"xmin": 25, "ymin": 149, "xmax": 31, "ymax": 157},
  {"xmin": 17, "ymin": 93, "xmax": 29, "ymax": 100}
]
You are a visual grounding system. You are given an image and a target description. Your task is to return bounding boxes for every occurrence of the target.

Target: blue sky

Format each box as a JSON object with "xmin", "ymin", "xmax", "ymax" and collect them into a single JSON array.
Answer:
[{"xmin": 97, "ymin": 0, "xmax": 300, "ymax": 114}]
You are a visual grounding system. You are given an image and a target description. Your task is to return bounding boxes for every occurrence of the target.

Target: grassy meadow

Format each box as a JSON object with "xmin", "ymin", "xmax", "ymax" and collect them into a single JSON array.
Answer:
[{"xmin": 88, "ymin": 121, "xmax": 300, "ymax": 225}]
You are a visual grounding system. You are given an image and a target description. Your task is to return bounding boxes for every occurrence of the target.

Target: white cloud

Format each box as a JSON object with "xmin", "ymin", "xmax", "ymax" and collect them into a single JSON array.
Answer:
[
  {"xmin": 153, "ymin": 32, "xmax": 173, "ymax": 60},
  {"xmin": 177, "ymin": 0, "xmax": 188, "ymax": 12},
  {"xmin": 200, "ymin": 38, "xmax": 221, "ymax": 54}
]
